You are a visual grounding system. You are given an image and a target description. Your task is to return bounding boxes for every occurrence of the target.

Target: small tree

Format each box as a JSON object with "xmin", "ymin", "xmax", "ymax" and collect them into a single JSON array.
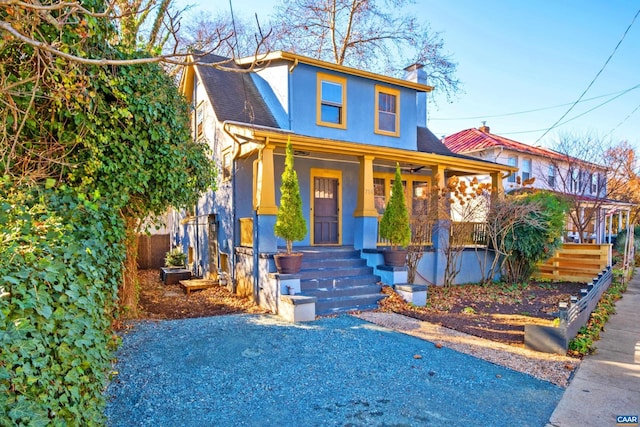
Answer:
[
  {"xmin": 380, "ymin": 163, "xmax": 411, "ymax": 250},
  {"xmin": 501, "ymin": 191, "xmax": 567, "ymax": 283},
  {"xmin": 274, "ymin": 138, "xmax": 307, "ymax": 253}
]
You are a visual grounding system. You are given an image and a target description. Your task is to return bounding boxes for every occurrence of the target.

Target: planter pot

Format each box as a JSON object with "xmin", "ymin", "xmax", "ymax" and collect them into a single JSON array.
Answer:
[
  {"xmin": 274, "ymin": 252, "xmax": 304, "ymax": 274},
  {"xmin": 382, "ymin": 249, "xmax": 407, "ymax": 267}
]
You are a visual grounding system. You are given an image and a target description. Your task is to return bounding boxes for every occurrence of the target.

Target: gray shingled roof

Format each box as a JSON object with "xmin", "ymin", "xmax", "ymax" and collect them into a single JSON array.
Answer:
[{"xmin": 195, "ymin": 54, "xmax": 279, "ymax": 128}]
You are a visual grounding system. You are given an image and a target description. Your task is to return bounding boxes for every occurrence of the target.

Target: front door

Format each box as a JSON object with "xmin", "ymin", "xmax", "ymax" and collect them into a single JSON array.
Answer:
[{"xmin": 313, "ymin": 174, "xmax": 340, "ymax": 245}]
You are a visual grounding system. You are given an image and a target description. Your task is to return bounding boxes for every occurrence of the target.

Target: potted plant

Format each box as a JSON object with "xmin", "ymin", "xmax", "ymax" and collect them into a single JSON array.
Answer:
[
  {"xmin": 379, "ymin": 163, "xmax": 411, "ymax": 266},
  {"xmin": 273, "ymin": 137, "xmax": 307, "ymax": 274},
  {"xmin": 164, "ymin": 247, "xmax": 186, "ymax": 268}
]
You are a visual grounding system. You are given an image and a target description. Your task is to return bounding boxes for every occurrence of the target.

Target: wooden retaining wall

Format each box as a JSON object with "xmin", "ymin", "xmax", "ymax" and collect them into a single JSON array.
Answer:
[
  {"xmin": 525, "ymin": 267, "xmax": 613, "ymax": 354},
  {"xmin": 534, "ymin": 243, "xmax": 611, "ymax": 282}
]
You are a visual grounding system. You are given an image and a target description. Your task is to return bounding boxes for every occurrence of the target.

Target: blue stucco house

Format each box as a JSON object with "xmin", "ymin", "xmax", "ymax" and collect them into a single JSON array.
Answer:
[{"xmin": 173, "ymin": 51, "xmax": 512, "ymax": 316}]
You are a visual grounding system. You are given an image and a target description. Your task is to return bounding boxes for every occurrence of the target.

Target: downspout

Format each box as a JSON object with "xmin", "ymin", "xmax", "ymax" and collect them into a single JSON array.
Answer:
[
  {"xmin": 288, "ymin": 59, "xmax": 298, "ymax": 130},
  {"xmin": 192, "ymin": 71, "xmax": 200, "ymax": 276},
  {"xmin": 222, "ymin": 122, "xmax": 264, "ymax": 300}
]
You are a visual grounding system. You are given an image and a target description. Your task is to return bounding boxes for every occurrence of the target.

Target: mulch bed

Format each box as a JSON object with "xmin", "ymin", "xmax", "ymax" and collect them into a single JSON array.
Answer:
[
  {"xmin": 378, "ymin": 281, "xmax": 584, "ymax": 346},
  {"xmin": 136, "ymin": 269, "xmax": 269, "ymax": 320}
]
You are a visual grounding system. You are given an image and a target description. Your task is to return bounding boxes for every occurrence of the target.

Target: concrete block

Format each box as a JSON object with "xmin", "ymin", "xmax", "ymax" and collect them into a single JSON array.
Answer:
[
  {"xmin": 395, "ymin": 284, "xmax": 427, "ymax": 306},
  {"xmin": 376, "ymin": 265, "xmax": 407, "ymax": 285},
  {"xmin": 279, "ymin": 295, "xmax": 317, "ymax": 322}
]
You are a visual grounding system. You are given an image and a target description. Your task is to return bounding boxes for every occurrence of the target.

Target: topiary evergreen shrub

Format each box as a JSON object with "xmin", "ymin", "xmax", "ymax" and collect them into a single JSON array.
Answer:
[
  {"xmin": 379, "ymin": 163, "xmax": 411, "ymax": 250},
  {"xmin": 274, "ymin": 138, "xmax": 307, "ymax": 253}
]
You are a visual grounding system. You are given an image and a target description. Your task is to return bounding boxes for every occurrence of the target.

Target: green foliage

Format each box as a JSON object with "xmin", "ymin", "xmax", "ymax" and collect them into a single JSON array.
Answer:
[
  {"xmin": 614, "ymin": 225, "xmax": 640, "ymax": 253},
  {"xmin": 502, "ymin": 191, "xmax": 567, "ymax": 283},
  {"xmin": 0, "ymin": 183, "xmax": 125, "ymax": 425},
  {"xmin": 165, "ymin": 247, "xmax": 186, "ymax": 267},
  {"xmin": 69, "ymin": 55, "xmax": 217, "ymax": 216},
  {"xmin": 379, "ymin": 163, "xmax": 411, "ymax": 249},
  {"xmin": 274, "ymin": 138, "xmax": 307, "ymax": 253}
]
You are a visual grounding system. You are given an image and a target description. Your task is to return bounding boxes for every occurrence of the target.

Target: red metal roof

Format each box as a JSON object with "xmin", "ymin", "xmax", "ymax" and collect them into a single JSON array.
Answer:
[{"xmin": 444, "ymin": 128, "xmax": 567, "ymax": 161}]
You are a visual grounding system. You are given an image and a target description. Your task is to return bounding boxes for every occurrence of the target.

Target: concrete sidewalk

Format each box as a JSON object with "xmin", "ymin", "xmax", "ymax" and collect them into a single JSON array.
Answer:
[{"xmin": 548, "ymin": 273, "xmax": 640, "ymax": 427}]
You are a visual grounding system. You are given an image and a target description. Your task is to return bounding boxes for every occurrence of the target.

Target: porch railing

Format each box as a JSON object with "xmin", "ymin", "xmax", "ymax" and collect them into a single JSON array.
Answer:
[
  {"xmin": 376, "ymin": 219, "xmax": 489, "ymax": 247},
  {"xmin": 450, "ymin": 221, "xmax": 488, "ymax": 246},
  {"xmin": 376, "ymin": 217, "xmax": 433, "ymax": 246}
]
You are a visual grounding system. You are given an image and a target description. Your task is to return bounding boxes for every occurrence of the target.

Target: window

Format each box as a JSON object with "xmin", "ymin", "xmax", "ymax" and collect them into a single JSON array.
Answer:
[
  {"xmin": 547, "ymin": 165, "xmax": 556, "ymax": 189},
  {"xmin": 374, "ymin": 178, "xmax": 386, "ymax": 214},
  {"xmin": 375, "ymin": 85, "xmax": 400, "ymax": 136},
  {"xmin": 317, "ymin": 73, "xmax": 346, "ymax": 128},
  {"xmin": 222, "ymin": 151, "xmax": 232, "ymax": 181},
  {"xmin": 196, "ymin": 103, "xmax": 204, "ymax": 136},
  {"xmin": 521, "ymin": 158, "xmax": 532, "ymax": 182},
  {"xmin": 569, "ymin": 167, "xmax": 580, "ymax": 194},
  {"xmin": 507, "ymin": 157, "xmax": 517, "ymax": 183},
  {"xmin": 412, "ymin": 181, "xmax": 430, "ymax": 215}
]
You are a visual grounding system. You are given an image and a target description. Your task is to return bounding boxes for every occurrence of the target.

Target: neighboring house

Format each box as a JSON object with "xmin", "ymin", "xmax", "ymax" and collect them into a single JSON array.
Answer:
[
  {"xmin": 444, "ymin": 124, "xmax": 632, "ymax": 243},
  {"xmin": 173, "ymin": 52, "xmax": 513, "ymax": 314}
]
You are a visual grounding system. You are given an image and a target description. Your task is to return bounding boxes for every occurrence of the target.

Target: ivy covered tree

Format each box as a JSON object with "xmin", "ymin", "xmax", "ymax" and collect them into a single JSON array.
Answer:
[{"xmin": 1, "ymin": 0, "xmax": 217, "ymax": 423}]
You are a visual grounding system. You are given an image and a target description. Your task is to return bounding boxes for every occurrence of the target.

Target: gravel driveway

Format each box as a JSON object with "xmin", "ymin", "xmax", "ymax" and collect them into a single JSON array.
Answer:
[{"xmin": 105, "ymin": 314, "xmax": 562, "ymax": 426}]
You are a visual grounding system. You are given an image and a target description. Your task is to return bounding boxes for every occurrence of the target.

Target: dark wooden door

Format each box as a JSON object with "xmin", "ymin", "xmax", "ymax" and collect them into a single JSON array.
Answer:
[{"xmin": 314, "ymin": 177, "xmax": 339, "ymax": 244}]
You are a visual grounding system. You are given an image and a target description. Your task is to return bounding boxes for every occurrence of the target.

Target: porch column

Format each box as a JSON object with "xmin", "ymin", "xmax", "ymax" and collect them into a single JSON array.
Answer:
[
  {"xmin": 430, "ymin": 165, "xmax": 448, "ymax": 285},
  {"xmin": 618, "ymin": 210, "xmax": 623, "ymax": 233},
  {"xmin": 608, "ymin": 212, "xmax": 613, "ymax": 244},
  {"xmin": 353, "ymin": 155, "xmax": 379, "ymax": 250},
  {"xmin": 255, "ymin": 146, "xmax": 278, "ymax": 253},
  {"xmin": 491, "ymin": 171, "xmax": 504, "ymax": 198}
]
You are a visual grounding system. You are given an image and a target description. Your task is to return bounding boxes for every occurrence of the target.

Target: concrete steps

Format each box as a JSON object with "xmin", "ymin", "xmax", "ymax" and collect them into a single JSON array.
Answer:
[{"xmin": 297, "ymin": 247, "xmax": 384, "ymax": 316}]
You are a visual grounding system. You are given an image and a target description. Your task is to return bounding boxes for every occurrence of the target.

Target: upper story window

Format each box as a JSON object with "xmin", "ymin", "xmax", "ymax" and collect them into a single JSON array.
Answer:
[
  {"xmin": 521, "ymin": 158, "xmax": 532, "ymax": 181},
  {"xmin": 591, "ymin": 172, "xmax": 600, "ymax": 194},
  {"xmin": 196, "ymin": 103, "xmax": 204, "ymax": 137},
  {"xmin": 507, "ymin": 157, "xmax": 517, "ymax": 183},
  {"xmin": 375, "ymin": 85, "xmax": 400, "ymax": 136},
  {"xmin": 317, "ymin": 73, "xmax": 346, "ymax": 129},
  {"xmin": 570, "ymin": 168, "xmax": 579, "ymax": 193},
  {"xmin": 222, "ymin": 150, "xmax": 232, "ymax": 181},
  {"xmin": 547, "ymin": 165, "xmax": 556, "ymax": 189}
]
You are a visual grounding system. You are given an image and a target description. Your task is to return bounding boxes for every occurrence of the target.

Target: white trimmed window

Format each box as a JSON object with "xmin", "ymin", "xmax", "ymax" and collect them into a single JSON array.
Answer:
[
  {"xmin": 548, "ymin": 165, "xmax": 556, "ymax": 188},
  {"xmin": 521, "ymin": 158, "xmax": 532, "ymax": 181},
  {"xmin": 507, "ymin": 157, "xmax": 517, "ymax": 183}
]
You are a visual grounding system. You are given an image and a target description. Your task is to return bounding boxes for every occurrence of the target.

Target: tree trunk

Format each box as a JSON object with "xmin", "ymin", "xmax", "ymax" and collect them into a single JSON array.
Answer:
[{"xmin": 119, "ymin": 215, "xmax": 140, "ymax": 317}]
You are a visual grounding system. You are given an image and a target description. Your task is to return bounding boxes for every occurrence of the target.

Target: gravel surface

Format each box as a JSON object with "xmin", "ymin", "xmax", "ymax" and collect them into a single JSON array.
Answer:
[
  {"xmin": 356, "ymin": 312, "xmax": 580, "ymax": 388},
  {"xmin": 106, "ymin": 314, "xmax": 563, "ymax": 427}
]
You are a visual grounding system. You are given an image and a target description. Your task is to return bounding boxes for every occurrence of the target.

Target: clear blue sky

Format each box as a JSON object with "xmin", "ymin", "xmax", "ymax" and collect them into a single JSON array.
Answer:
[{"xmin": 183, "ymin": 1, "xmax": 640, "ymax": 149}]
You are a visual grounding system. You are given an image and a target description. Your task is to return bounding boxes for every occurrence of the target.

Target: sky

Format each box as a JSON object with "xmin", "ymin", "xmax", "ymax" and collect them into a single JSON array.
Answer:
[{"xmin": 181, "ymin": 1, "xmax": 640, "ymax": 149}]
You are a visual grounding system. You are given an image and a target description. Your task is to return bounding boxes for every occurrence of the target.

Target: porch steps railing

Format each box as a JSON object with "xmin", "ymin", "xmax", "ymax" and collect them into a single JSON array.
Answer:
[{"xmin": 297, "ymin": 247, "xmax": 383, "ymax": 315}]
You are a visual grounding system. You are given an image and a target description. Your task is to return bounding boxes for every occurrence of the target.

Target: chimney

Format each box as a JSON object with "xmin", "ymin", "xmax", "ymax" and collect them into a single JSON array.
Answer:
[
  {"xmin": 479, "ymin": 121, "xmax": 490, "ymax": 133},
  {"xmin": 404, "ymin": 63, "xmax": 428, "ymax": 128}
]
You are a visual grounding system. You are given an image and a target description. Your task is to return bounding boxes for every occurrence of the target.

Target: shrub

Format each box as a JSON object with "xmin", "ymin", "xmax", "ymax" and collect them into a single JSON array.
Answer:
[
  {"xmin": 274, "ymin": 138, "xmax": 307, "ymax": 253},
  {"xmin": 379, "ymin": 163, "xmax": 411, "ymax": 249},
  {"xmin": 165, "ymin": 247, "xmax": 186, "ymax": 267},
  {"xmin": 501, "ymin": 191, "xmax": 567, "ymax": 283},
  {"xmin": 0, "ymin": 184, "xmax": 125, "ymax": 425}
]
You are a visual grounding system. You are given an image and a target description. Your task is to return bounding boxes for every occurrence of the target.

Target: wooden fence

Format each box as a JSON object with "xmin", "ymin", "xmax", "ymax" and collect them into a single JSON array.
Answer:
[
  {"xmin": 534, "ymin": 243, "xmax": 611, "ymax": 282},
  {"xmin": 137, "ymin": 234, "xmax": 170, "ymax": 269}
]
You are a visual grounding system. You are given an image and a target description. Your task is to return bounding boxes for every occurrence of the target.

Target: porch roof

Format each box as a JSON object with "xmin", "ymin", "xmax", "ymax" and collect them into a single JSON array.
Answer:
[{"xmin": 223, "ymin": 122, "xmax": 517, "ymax": 176}]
